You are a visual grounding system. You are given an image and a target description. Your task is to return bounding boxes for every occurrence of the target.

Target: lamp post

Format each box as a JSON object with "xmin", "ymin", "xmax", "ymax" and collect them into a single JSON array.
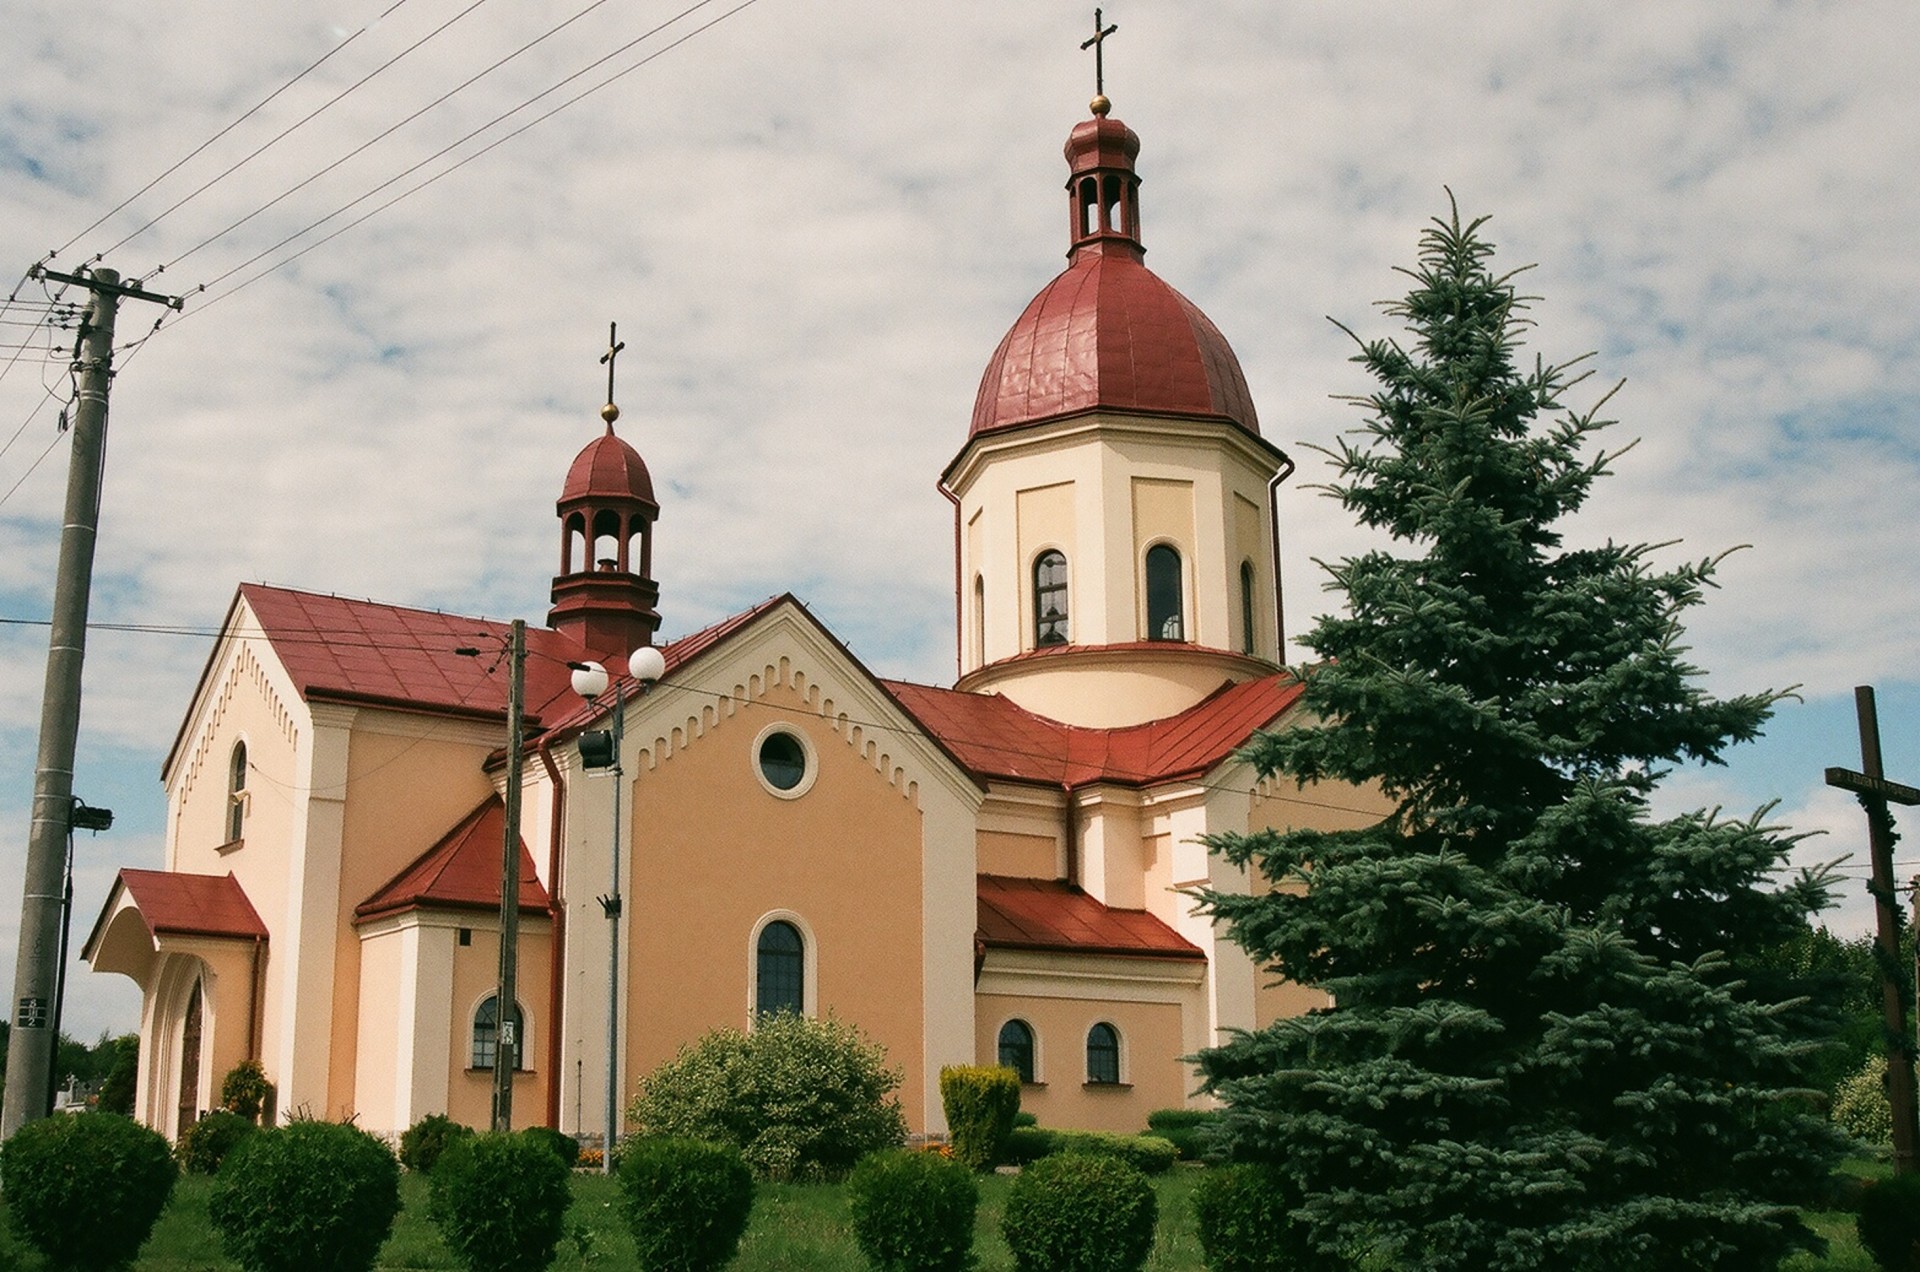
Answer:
[
  {"xmin": 570, "ymin": 645, "xmax": 665, "ymax": 1172},
  {"xmin": 49, "ymin": 799, "xmax": 111, "ymax": 1112}
]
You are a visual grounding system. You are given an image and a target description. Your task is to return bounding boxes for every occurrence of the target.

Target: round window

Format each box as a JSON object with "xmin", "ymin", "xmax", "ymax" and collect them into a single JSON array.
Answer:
[{"xmin": 757, "ymin": 730, "xmax": 808, "ymax": 792}]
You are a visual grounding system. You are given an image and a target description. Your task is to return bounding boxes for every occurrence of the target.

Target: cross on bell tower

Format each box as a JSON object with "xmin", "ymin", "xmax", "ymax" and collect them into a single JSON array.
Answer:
[{"xmin": 1081, "ymin": 8, "xmax": 1119, "ymax": 114}]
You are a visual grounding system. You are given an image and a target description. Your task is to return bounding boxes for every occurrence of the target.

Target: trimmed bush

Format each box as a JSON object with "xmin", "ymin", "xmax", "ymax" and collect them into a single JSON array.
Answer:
[
  {"xmin": 939, "ymin": 1064, "xmax": 1021, "ymax": 1171},
  {"xmin": 209, "ymin": 1120, "xmax": 401, "ymax": 1272},
  {"xmin": 1002, "ymin": 1151, "xmax": 1157, "ymax": 1272},
  {"xmin": 178, "ymin": 1108, "xmax": 258, "ymax": 1174},
  {"xmin": 1833, "ymin": 1054, "xmax": 1894, "ymax": 1145},
  {"xmin": 1050, "ymin": 1127, "xmax": 1179, "ymax": 1175},
  {"xmin": 523, "ymin": 1124, "xmax": 582, "ymax": 1169},
  {"xmin": 848, "ymin": 1149, "xmax": 978, "ymax": 1272},
  {"xmin": 1146, "ymin": 1107, "xmax": 1221, "ymax": 1160},
  {"xmin": 429, "ymin": 1131, "xmax": 573, "ymax": 1272},
  {"xmin": 1013, "ymin": 1110, "xmax": 1038, "ymax": 1128},
  {"xmin": 617, "ymin": 1138, "xmax": 755, "ymax": 1272},
  {"xmin": 1858, "ymin": 1172, "xmax": 1920, "ymax": 1272},
  {"xmin": 1003, "ymin": 1125, "xmax": 1054, "ymax": 1165},
  {"xmin": 628, "ymin": 1013, "xmax": 907, "ymax": 1180},
  {"xmin": 400, "ymin": 1111, "xmax": 475, "ymax": 1174},
  {"xmin": 1, "ymin": 1112, "xmax": 176, "ymax": 1271},
  {"xmin": 219, "ymin": 1059, "xmax": 274, "ymax": 1122},
  {"xmin": 1194, "ymin": 1161, "xmax": 1331, "ymax": 1272},
  {"xmin": 96, "ymin": 1035, "xmax": 139, "ymax": 1115}
]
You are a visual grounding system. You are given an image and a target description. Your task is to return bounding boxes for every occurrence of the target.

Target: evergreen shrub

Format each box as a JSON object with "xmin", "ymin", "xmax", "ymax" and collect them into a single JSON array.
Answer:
[
  {"xmin": 522, "ymin": 1124, "xmax": 582, "ymax": 1168},
  {"xmin": 1858, "ymin": 1173, "xmax": 1920, "ymax": 1272},
  {"xmin": 847, "ymin": 1149, "xmax": 978, "ymax": 1272},
  {"xmin": 1050, "ymin": 1127, "xmax": 1179, "ymax": 1174},
  {"xmin": 178, "ymin": 1108, "xmax": 257, "ymax": 1174},
  {"xmin": 1146, "ymin": 1107, "xmax": 1221, "ymax": 1160},
  {"xmin": 617, "ymin": 1138, "xmax": 755, "ymax": 1272},
  {"xmin": 1002, "ymin": 1125, "xmax": 1053, "ymax": 1164},
  {"xmin": 1832, "ymin": 1054, "xmax": 1894, "ymax": 1145},
  {"xmin": 628, "ymin": 1013, "xmax": 906, "ymax": 1179},
  {"xmin": 938, "ymin": 1064, "xmax": 1021, "ymax": 1170},
  {"xmin": 429, "ymin": 1131, "xmax": 573, "ymax": 1272},
  {"xmin": 1001, "ymin": 1151, "xmax": 1156, "ymax": 1272},
  {"xmin": 1013, "ymin": 1110, "xmax": 1037, "ymax": 1128},
  {"xmin": 96, "ymin": 1035, "xmax": 138, "ymax": 1115},
  {"xmin": 209, "ymin": 1120, "xmax": 401, "ymax": 1272},
  {"xmin": 399, "ymin": 1111, "xmax": 474, "ymax": 1173},
  {"xmin": 1193, "ymin": 1162, "xmax": 1331, "ymax": 1272},
  {"xmin": 0, "ymin": 1112, "xmax": 176, "ymax": 1271},
  {"xmin": 219, "ymin": 1059, "xmax": 273, "ymax": 1121}
]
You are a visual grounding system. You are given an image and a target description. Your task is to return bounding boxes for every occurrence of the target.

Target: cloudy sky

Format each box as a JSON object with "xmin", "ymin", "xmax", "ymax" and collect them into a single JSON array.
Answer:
[{"xmin": 3, "ymin": 1, "xmax": 1915, "ymax": 1042}]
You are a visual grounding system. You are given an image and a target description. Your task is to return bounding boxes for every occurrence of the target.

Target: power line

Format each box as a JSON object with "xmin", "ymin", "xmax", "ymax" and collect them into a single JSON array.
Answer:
[
  {"xmin": 161, "ymin": 0, "xmax": 625, "ymax": 274},
  {"xmin": 93, "ymin": 0, "xmax": 487, "ymax": 262}
]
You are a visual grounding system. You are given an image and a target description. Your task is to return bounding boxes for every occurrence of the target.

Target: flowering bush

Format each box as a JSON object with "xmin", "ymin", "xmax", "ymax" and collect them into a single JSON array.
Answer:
[{"xmin": 627, "ymin": 1013, "xmax": 906, "ymax": 1180}]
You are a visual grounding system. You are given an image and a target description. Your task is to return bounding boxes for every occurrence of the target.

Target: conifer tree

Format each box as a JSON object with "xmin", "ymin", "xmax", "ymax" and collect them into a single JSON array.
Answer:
[{"xmin": 1196, "ymin": 199, "xmax": 1843, "ymax": 1271}]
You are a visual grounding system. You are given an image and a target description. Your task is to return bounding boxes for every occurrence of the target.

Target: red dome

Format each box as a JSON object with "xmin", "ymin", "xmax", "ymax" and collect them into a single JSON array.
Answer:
[
  {"xmin": 969, "ymin": 247, "xmax": 1260, "ymax": 439},
  {"xmin": 560, "ymin": 425, "xmax": 655, "ymax": 509}
]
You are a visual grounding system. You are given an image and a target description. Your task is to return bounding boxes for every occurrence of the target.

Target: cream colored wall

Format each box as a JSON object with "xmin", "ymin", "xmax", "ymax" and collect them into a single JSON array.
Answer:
[
  {"xmin": 961, "ymin": 644, "xmax": 1271, "ymax": 729},
  {"xmin": 975, "ymin": 949, "xmax": 1206, "ymax": 1131},
  {"xmin": 977, "ymin": 829, "xmax": 1058, "ymax": 878},
  {"xmin": 1015, "ymin": 481, "xmax": 1076, "ymax": 646},
  {"xmin": 1129, "ymin": 476, "xmax": 1196, "ymax": 640}
]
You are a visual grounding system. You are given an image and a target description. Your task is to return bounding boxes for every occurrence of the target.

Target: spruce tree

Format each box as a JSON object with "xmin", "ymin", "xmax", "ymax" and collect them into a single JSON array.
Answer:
[{"xmin": 1196, "ymin": 200, "xmax": 1843, "ymax": 1271}]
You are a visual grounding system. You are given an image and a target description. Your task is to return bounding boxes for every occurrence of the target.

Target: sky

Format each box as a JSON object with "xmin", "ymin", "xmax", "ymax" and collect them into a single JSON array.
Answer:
[{"xmin": 1, "ymin": 1, "xmax": 1915, "ymax": 1044}]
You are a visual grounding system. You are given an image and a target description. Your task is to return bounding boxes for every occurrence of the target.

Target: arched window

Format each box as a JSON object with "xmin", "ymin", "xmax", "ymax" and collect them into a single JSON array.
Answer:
[
  {"xmin": 1033, "ymin": 551, "xmax": 1069, "ymax": 647},
  {"xmin": 226, "ymin": 741, "xmax": 248, "ymax": 844},
  {"xmin": 471, "ymin": 995, "xmax": 526, "ymax": 1070},
  {"xmin": 997, "ymin": 1019, "xmax": 1036, "ymax": 1083},
  {"xmin": 1240, "ymin": 560, "xmax": 1258, "ymax": 655},
  {"xmin": 756, "ymin": 920, "xmax": 804, "ymax": 1017},
  {"xmin": 971, "ymin": 574, "xmax": 986, "ymax": 665},
  {"xmin": 1086, "ymin": 1022, "xmax": 1120, "ymax": 1085},
  {"xmin": 1145, "ymin": 545, "xmax": 1184, "ymax": 641}
]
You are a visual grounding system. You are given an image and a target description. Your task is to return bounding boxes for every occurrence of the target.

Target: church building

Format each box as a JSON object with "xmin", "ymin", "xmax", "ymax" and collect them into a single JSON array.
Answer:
[{"xmin": 84, "ymin": 88, "xmax": 1387, "ymax": 1143}]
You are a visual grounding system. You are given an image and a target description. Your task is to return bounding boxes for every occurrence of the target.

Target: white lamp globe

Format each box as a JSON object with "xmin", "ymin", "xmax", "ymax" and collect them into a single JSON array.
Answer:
[
  {"xmin": 569, "ymin": 660, "xmax": 610, "ymax": 700},
  {"xmin": 628, "ymin": 645, "xmax": 667, "ymax": 684}
]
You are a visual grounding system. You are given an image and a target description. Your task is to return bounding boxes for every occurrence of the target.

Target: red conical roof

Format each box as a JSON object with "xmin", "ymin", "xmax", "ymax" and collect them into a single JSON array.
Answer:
[
  {"xmin": 968, "ymin": 108, "xmax": 1259, "ymax": 440},
  {"xmin": 560, "ymin": 424, "xmax": 655, "ymax": 509}
]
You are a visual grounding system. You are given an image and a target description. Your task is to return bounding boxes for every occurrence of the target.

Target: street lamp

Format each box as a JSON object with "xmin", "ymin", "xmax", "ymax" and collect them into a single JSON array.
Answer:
[
  {"xmin": 570, "ymin": 645, "xmax": 665, "ymax": 1172},
  {"xmin": 52, "ymin": 799, "xmax": 111, "ymax": 1111}
]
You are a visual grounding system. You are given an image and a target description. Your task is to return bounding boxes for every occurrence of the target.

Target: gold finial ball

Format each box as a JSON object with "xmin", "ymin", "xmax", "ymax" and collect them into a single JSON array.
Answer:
[
  {"xmin": 1090, "ymin": 94, "xmax": 1111, "ymax": 117},
  {"xmin": 601, "ymin": 401, "xmax": 620, "ymax": 424}
]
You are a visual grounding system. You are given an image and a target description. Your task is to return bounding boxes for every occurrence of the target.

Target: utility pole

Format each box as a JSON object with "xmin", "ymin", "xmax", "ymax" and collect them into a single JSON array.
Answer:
[
  {"xmin": 3, "ymin": 265, "xmax": 179, "ymax": 1140},
  {"xmin": 491, "ymin": 619, "xmax": 527, "ymax": 1131},
  {"xmin": 1825, "ymin": 685, "xmax": 1920, "ymax": 1177}
]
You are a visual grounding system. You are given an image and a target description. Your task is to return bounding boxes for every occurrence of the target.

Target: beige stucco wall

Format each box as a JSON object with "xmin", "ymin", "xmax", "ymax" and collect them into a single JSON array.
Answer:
[
  {"xmin": 977, "ymin": 828, "xmax": 1059, "ymax": 878},
  {"xmin": 444, "ymin": 916, "xmax": 552, "ymax": 1130}
]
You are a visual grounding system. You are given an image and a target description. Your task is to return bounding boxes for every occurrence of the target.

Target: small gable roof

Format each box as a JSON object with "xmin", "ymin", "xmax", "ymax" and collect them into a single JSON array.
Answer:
[
  {"xmin": 885, "ymin": 672, "xmax": 1303, "ymax": 790},
  {"xmin": 355, "ymin": 795, "xmax": 549, "ymax": 923},
  {"xmin": 100, "ymin": 869, "xmax": 267, "ymax": 942},
  {"xmin": 977, "ymin": 874, "xmax": 1203, "ymax": 960}
]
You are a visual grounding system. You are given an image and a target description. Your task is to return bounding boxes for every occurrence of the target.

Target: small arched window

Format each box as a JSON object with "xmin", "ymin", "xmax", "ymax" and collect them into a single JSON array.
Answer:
[
  {"xmin": 997, "ymin": 1019, "xmax": 1036, "ymax": 1083},
  {"xmin": 471, "ymin": 995, "xmax": 526, "ymax": 1070},
  {"xmin": 1145, "ymin": 545, "xmax": 1184, "ymax": 641},
  {"xmin": 756, "ymin": 920, "xmax": 804, "ymax": 1017},
  {"xmin": 1033, "ymin": 551, "xmax": 1069, "ymax": 647},
  {"xmin": 972, "ymin": 574, "xmax": 986, "ymax": 665},
  {"xmin": 1086, "ymin": 1022, "xmax": 1120, "ymax": 1085},
  {"xmin": 1240, "ymin": 560, "xmax": 1258, "ymax": 655},
  {"xmin": 226, "ymin": 741, "xmax": 248, "ymax": 844}
]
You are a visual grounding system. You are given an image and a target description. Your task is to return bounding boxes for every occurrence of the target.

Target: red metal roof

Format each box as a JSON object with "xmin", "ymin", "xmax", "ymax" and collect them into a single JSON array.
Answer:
[
  {"xmin": 883, "ymin": 671, "xmax": 1303, "ymax": 790},
  {"xmin": 977, "ymin": 874, "xmax": 1202, "ymax": 960},
  {"xmin": 560, "ymin": 423, "xmax": 656, "ymax": 509},
  {"xmin": 968, "ymin": 109, "xmax": 1259, "ymax": 441},
  {"xmin": 356, "ymin": 795, "xmax": 549, "ymax": 922},
  {"xmin": 113, "ymin": 869, "xmax": 267, "ymax": 940}
]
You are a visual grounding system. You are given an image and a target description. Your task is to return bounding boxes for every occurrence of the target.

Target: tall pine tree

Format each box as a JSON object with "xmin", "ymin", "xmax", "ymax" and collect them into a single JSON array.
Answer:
[{"xmin": 1196, "ymin": 200, "xmax": 1842, "ymax": 1271}]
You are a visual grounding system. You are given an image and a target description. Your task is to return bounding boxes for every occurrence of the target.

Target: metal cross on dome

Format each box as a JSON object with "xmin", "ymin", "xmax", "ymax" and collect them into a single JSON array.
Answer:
[
  {"xmin": 600, "ymin": 321, "xmax": 626, "ymax": 423},
  {"xmin": 1081, "ymin": 8, "xmax": 1118, "ymax": 97}
]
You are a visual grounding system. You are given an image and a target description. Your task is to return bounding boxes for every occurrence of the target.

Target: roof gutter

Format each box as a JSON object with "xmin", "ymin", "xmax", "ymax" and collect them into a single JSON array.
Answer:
[
  {"xmin": 937, "ymin": 478, "xmax": 962, "ymax": 679},
  {"xmin": 1266, "ymin": 451, "xmax": 1296, "ymax": 663}
]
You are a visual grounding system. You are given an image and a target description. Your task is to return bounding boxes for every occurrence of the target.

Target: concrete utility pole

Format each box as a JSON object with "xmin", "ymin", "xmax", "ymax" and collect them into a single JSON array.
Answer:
[
  {"xmin": 491, "ymin": 619, "xmax": 527, "ymax": 1132},
  {"xmin": 1825, "ymin": 684, "xmax": 1920, "ymax": 1177},
  {"xmin": 3, "ymin": 265, "xmax": 178, "ymax": 1140}
]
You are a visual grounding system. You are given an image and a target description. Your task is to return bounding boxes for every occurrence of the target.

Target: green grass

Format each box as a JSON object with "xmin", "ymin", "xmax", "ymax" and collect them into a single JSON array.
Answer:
[{"xmin": 0, "ymin": 1163, "xmax": 1885, "ymax": 1270}]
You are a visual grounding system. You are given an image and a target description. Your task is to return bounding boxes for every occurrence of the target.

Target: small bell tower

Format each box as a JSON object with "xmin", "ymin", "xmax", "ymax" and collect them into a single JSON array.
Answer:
[{"xmin": 548, "ymin": 324, "xmax": 661, "ymax": 658}]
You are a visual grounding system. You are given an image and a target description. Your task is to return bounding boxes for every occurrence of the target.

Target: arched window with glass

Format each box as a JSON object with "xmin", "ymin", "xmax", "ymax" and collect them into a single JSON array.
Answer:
[
  {"xmin": 756, "ymin": 920, "xmax": 805, "ymax": 1017},
  {"xmin": 1085, "ymin": 1022, "xmax": 1120, "ymax": 1085},
  {"xmin": 1240, "ymin": 560, "xmax": 1258, "ymax": 656},
  {"xmin": 471, "ymin": 995, "xmax": 526, "ymax": 1070},
  {"xmin": 997, "ymin": 1019, "xmax": 1036, "ymax": 1083},
  {"xmin": 1033, "ymin": 550, "xmax": 1070, "ymax": 647},
  {"xmin": 1145, "ymin": 544, "xmax": 1184, "ymax": 641},
  {"xmin": 226, "ymin": 741, "xmax": 248, "ymax": 844}
]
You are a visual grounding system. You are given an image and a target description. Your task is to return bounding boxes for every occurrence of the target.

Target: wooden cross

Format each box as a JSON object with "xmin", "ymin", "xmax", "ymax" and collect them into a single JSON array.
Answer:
[
  {"xmin": 1081, "ymin": 9, "xmax": 1118, "ymax": 97},
  {"xmin": 600, "ymin": 321, "xmax": 626, "ymax": 408}
]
